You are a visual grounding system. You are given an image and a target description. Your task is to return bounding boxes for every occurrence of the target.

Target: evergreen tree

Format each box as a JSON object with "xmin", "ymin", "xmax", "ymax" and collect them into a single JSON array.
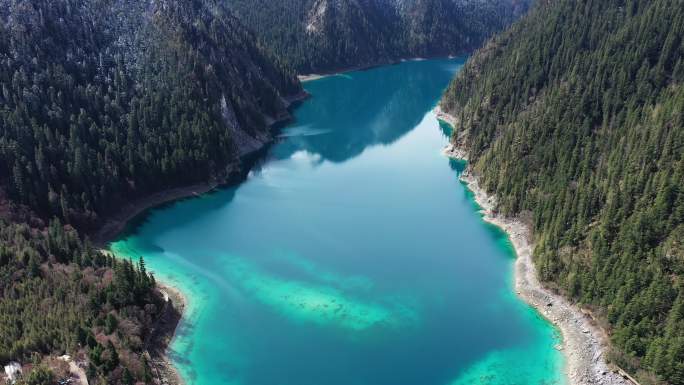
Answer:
[{"xmin": 441, "ymin": 1, "xmax": 684, "ymax": 383}]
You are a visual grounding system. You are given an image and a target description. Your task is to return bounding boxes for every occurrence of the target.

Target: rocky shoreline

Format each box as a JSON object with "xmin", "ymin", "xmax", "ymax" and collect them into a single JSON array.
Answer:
[
  {"xmin": 147, "ymin": 283, "xmax": 187, "ymax": 385},
  {"xmin": 98, "ymin": 248, "xmax": 187, "ymax": 385},
  {"xmin": 436, "ymin": 106, "xmax": 634, "ymax": 385}
]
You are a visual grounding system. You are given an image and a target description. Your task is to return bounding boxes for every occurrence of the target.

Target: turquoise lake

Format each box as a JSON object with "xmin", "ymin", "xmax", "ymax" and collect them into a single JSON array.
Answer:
[{"xmin": 110, "ymin": 58, "xmax": 566, "ymax": 385}]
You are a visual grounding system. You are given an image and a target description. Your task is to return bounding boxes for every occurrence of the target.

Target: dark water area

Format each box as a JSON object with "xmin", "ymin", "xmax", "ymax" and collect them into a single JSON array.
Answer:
[{"xmin": 111, "ymin": 58, "xmax": 565, "ymax": 385}]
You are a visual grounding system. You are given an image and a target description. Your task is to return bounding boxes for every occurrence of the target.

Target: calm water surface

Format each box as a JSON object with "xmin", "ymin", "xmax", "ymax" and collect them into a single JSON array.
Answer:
[{"xmin": 111, "ymin": 58, "xmax": 565, "ymax": 385}]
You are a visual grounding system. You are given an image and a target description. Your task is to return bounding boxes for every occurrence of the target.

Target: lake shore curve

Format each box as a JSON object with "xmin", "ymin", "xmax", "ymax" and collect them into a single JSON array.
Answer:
[{"xmin": 435, "ymin": 105, "xmax": 632, "ymax": 385}]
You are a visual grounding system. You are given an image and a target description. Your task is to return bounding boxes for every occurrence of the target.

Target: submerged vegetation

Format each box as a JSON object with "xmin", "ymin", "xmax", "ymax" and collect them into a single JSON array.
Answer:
[{"xmin": 442, "ymin": 0, "xmax": 684, "ymax": 383}]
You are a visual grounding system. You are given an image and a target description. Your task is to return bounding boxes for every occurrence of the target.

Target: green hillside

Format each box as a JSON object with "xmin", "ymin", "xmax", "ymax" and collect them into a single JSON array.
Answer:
[
  {"xmin": 441, "ymin": 1, "xmax": 684, "ymax": 383},
  {"xmin": 0, "ymin": 0, "xmax": 302, "ymax": 229},
  {"xmin": 0, "ymin": 0, "xmax": 302, "ymax": 382},
  {"xmin": 228, "ymin": 0, "xmax": 531, "ymax": 73}
]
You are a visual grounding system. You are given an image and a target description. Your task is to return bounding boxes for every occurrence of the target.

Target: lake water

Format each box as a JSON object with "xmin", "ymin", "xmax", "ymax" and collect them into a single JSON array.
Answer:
[{"xmin": 110, "ymin": 58, "xmax": 566, "ymax": 385}]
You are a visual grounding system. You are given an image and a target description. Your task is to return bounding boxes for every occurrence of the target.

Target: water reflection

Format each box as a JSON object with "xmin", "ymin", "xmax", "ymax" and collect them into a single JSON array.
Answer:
[{"xmin": 273, "ymin": 59, "xmax": 465, "ymax": 163}]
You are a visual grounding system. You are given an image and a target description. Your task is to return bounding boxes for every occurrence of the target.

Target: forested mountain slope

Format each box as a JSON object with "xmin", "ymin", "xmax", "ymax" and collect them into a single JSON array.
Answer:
[
  {"xmin": 0, "ymin": 0, "xmax": 302, "ymax": 382},
  {"xmin": 0, "ymin": 0, "xmax": 303, "ymax": 230},
  {"xmin": 227, "ymin": 0, "xmax": 531, "ymax": 74},
  {"xmin": 0, "ymin": 219, "xmax": 161, "ymax": 385},
  {"xmin": 441, "ymin": 1, "xmax": 684, "ymax": 383}
]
